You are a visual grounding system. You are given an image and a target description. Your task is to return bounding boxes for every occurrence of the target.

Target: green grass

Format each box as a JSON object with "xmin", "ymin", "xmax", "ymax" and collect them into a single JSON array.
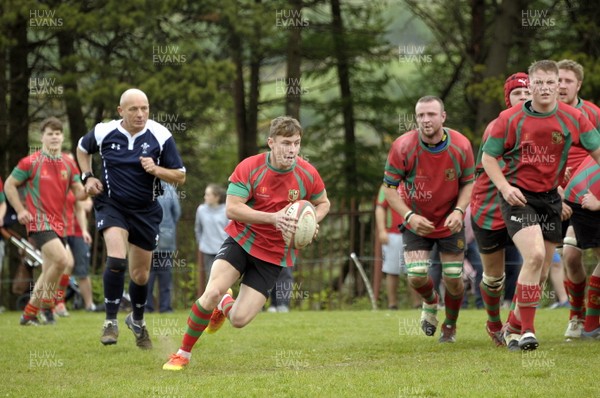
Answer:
[{"xmin": 1, "ymin": 308, "xmax": 598, "ymax": 397}]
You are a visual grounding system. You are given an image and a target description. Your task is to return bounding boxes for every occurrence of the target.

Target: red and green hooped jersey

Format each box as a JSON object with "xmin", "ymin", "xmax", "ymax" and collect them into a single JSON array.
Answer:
[
  {"xmin": 10, "ymin": 151, "xmax": 80, "ymax": 237},
  {"xmin": 563, "ymin": 98, "xmax": 600, "ymax": 186},
  {"xmin": 225, "ymin": 152, "xmax": 326, "ymax": 268},
  {"xmin": 384, "ymin": 128, "xmax": 475, "ymax": 239},
  {"xmin": 564, "ymin": 155, "xmax": 600, "ymax": 205},
  {"xmin": 471, "ymin": 118, "xmax": 509, "ymax": 230},
  {"xmin": 375, "ymin": 185, "xmax": 402, "ymax": 233},
  {"xmin": 483, "ymin": 100, "xmax": 600, "ymax": 193}
]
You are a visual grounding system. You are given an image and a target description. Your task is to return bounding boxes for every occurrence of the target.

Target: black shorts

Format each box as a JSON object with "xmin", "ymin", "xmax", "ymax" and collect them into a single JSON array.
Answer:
[
  {"xmin": 471, "ymin": 220, "xmax": 514, "ymax": 254},
  {"xmin": 29, "ymin": 230, "xmax": 66, "ymax": 249},
  {"xmin": 500, "ymin": 187, "xmax": 562, "ymax": 243},
  {"xmin": 215, "ymin": 236, "xmax": 283, "ymax": 298},
  {"xmin": 402, "ymin": 229, "xmax": 466, "ymax": 253},
  {"xmin": 93, "ymin": 196, "xmax": 162, "ymax": 251},
  {"xmin": 566, "ymin": 201, "xmax": 600, "ymax": 250}
]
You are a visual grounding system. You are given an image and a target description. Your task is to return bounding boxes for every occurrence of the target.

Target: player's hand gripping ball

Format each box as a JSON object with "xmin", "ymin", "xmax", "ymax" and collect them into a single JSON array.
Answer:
[{"xmin": 282, "ymin": 200, "xmax": 317, "ymax": 249}]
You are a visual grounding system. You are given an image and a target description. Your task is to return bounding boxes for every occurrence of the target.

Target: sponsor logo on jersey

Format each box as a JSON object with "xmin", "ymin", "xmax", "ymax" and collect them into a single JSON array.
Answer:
[
  {"xmin": 288, "ymin": 189, "xmax": 299, "ymax": 202},
  {"xmin": 551, "ymin": 131, "xmax": 563, "ymax": 144},
  {"xmin": 444, "ymin": 168, "xmax": 456, "ymax": 181}
]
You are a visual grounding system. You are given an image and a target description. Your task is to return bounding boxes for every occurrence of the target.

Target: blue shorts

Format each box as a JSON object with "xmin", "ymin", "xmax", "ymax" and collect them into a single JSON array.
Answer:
[
  {"xmin": 382, "ymin": 233, "xmax": 406, "ymax": 275},
  {"xmin": 67, "ymin": 236, "xmax": 91, "ymax": 277},
  {"xmin": 93, "ymin": 196, "xmax": 162, "ymax": 251}
]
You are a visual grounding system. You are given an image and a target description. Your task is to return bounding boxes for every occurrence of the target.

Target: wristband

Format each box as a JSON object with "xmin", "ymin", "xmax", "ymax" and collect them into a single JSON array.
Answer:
[
  {"xmin": 404, "ymin": 210, "xmax": 415, "ymax": 223},
  {"xmin": 81, "ymin": 171, "xmax": 94, "ymax": 185},
  {"xmin": 454, "ymin": 207, "xmax": 464, "ymax": 216}
]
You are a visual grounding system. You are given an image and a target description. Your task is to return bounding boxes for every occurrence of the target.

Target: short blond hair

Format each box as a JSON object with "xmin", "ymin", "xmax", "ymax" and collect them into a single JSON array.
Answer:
[
  {"xmin": 557, "ymin": 59, "xmax": 584, "ymax": 82},
  {"xmin": 528, "ymin": 60, "xmax": 559, "ymax": 77}
]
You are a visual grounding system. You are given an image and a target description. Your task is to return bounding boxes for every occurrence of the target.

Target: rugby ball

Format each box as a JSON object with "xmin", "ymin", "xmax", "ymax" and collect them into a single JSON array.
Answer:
[{"xmin": 283, "ymin": 200, "xmax": 317, "ymax": 249}]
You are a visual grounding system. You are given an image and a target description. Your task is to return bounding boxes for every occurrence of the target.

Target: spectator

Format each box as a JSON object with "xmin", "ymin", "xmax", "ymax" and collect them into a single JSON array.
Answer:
[
  {"xmin": 195, "ymin": 183, "xmax": 228, "ymax": 295},
  {"xmin": 268, "ymin": 267, "xmax": 294, "ymax": 312},
  {"xmin": 147, "ymin": 182, "xmax": 181, "ymax": 313},
  {"xmin": 547, "ymin": 250, "xmax": 569, "ymax": 308}
]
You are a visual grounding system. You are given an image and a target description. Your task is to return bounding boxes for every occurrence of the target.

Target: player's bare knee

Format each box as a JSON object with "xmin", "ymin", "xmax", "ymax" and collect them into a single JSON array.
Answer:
[
  {"xmin": 229, "ymin": 316, "xmax": 249, "ymax": 329},
  {"xmin": 443, "ymin": 275, "xmax": 463, "ymax": 292},
  {"xmin": 53, "ymin": 259, "xmax": 68, "ymax": 274},
  {"xmin": 407, "ymin": 275, "xmax": 427, "ymax": 288},
  {"xmin": 228, "ymin": 311, "xmax": 251, "ymax": 329},
  {"xmin": 130, "ymin": 269, "xmax": 150, "ymax": 285},
  {"xmin": 525, "ymin": 250, "xmax": 545, "ymax": 268},
  {"xmin": 200, "ymin": 288, "xmax": 221, "ymax": 308}
]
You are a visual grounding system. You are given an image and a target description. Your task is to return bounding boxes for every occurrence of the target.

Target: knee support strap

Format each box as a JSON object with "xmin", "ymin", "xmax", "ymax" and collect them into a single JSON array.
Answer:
[
  {"xmin": 107, "ymin": 256, "xmax": 127, "ymax": 272},
  {"xmin": 406, "ymin": 261, "xmax": 429, "ymax": 278},
  {"xmin": 482, "ymin": 273, "xmax": 505, "ymax": 290},
  {"xmin": 563, "ymin": 236, "xmax": 578, "ymax": 248},
  {"xmin": 442, "ymin": 261, "xmax": 463, "ymax": 279}
]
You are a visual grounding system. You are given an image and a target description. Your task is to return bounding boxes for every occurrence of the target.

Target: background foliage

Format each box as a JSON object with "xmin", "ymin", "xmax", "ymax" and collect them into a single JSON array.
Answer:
[{"xmin": 1, "ymin": 0, "xmax": 599, "ymax": 307}]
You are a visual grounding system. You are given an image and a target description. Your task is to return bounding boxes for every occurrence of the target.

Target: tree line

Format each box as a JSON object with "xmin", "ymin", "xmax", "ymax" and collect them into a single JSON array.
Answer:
[{"xmin": 1, "ymin": 0, "xmax": 599, "ymax": 272}]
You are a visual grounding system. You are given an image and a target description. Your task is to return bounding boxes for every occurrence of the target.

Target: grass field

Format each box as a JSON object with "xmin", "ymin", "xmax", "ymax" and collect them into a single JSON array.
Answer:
[{"xmin": 1, "ymin": 308, "xmax": 598, "ymax": 398}]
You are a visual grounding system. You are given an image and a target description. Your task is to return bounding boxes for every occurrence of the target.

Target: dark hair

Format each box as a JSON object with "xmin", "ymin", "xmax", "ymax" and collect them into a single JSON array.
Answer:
[
  {"xmin": 207, "ymin": 183, "xmax": 226, "ymax": 204},
  {"xmin": 40, "ymin": 117, "xmax": 63, "ymax": 133}
]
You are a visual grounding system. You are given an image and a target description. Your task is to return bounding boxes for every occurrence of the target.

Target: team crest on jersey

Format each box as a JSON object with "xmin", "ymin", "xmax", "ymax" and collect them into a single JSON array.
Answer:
[
  {"xmin": 456, "ymin": 238, "xmax": 465, "ymax": 250},
  {"xmin": 141, "ymin": 142, "xmax": 150, "ymax": 154},
  {"xmin": 444, "ymin": 168, "xmax": 456, "ymax": 181},
  {"xmin": 61, "ymin": 170, "xmax": 68, "ymax": 180},
  {"xmin": 288, "ymin": 189, "xmax": 299, "ymax": 202},
  {"xmin": 551, "ymin": 132, "xmax": 563, "ymax": 144}
]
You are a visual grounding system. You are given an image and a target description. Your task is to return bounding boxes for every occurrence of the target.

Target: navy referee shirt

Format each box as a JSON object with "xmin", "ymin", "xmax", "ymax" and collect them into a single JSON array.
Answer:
[{"xmin": 78, "ymin": 119, "xmax": 186, "ymax": 208}]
